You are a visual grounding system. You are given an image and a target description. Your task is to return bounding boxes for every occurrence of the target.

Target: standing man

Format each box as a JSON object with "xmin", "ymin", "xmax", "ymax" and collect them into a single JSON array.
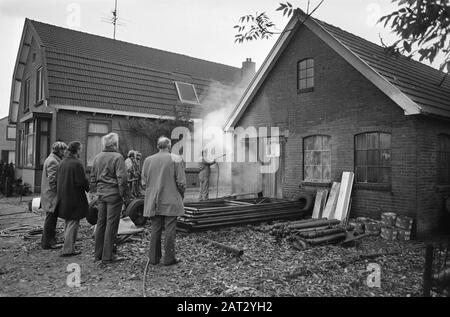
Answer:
[
  {"xmin": 198, "ymin": 149, "xmax": 216, "ymax": 201},
  {"xmin": 142, "ymin": 136, "xmax": 186, "ymax": 266},
  {"xmin": 55, "ymin": 141, "xmax": 89, "ymax": 257},
  {"xmin": 90, "ymin": 133, "xmax": 130, "ymax": 264},
  {"xmin": 41, "ymin": 141, "xmax": 67, "ymax": 249}
]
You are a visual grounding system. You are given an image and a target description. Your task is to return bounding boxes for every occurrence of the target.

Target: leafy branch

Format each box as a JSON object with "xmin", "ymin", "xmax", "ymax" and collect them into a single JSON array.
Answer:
[
  {"xmin": 378, "ymin": 0, "xmax": 449, "ymax": 79},
  {"xmin": 234, "ymin": 1, "xmax": 324, "ymax": 44}
]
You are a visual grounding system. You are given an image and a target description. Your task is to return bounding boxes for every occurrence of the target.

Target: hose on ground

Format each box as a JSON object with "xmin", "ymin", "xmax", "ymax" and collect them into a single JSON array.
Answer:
[{"xmin": 142, "ymin": 256, "xmax": 151, "ymax": 297}]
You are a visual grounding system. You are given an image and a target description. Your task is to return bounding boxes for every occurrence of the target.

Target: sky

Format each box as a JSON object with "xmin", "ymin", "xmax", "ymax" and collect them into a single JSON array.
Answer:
[{"xmin": 0, "ymin": 0, "xmax": 440, "ymax": 118}]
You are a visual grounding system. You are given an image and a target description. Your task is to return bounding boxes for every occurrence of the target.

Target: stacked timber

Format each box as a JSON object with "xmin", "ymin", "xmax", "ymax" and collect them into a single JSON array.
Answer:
[
  {"xmin": 177, "ymin": 197, "xmax": 312, "ymax": 232},
  {"xmin": 267, "ymin": 218, "xmax": 353, "ymax": 248}
]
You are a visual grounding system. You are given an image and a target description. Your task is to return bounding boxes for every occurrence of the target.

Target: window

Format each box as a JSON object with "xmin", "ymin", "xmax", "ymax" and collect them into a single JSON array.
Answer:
[
  {"xmin": 24, "ymin": 78, "xmax": 31, "ymax": 112},
  {"xmin": 355, "ymin": 132, "xmax": 391, "ymax": 184},
  {"xmin": 303, "ymin": 135, "xmax": 331, "ymax": 182},
  {"xmin": 36, "ymin": 67, "xmax": 44, "ymax": 103},
  {"xmin": 438, "ymin": 134, "xmax": 450, "ymax": 184},
  {"xmin": 298, "ymin": 58, "xmax": 314, "ymax": 91},
  {"xmin": 38, "ymin": 120, "xmax": 50, "ymax": 166},
  {"xmin": 22, "ymin": 121, "xmax": 35, "ymax": 167},
  {"xmin": 18, "ymin": 119, "xmax": 49, "ymax": 168},
  {"xmin": 6, "ymin": 125, "xmax": 16, "ymax": 140},
  {"xmin": 174, "ymin": 82, "xmax": 199, "ymax": 104},
  {"xmin": 87, "ymin": 121, "xmax": 110, "ymax": 167},
  {"xmin": 1, "ymin": 151, "xmax": 15, "ymax": 165}
]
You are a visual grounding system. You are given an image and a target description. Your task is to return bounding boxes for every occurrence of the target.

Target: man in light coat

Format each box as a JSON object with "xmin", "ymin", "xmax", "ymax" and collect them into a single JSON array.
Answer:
[
  {"xmin": 90, "ymin": 133, "xmax": 130, "ymax": 264},
  {"xmin": 142, "ymin": 136, "xmax": 186, "ymax": 266},
  {"xmin": 41, "ymin": 141, "xmax": 67, "ymax": 249}
]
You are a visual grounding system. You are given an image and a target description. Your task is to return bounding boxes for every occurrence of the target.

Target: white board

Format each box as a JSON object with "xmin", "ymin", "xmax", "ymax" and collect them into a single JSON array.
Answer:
[
  {"xmin": 333, "ymin": 172, "xmax": 355, "ymax": 221},
  {"xmin": 322, "ymin": 182, "xmax": 340, "ymax": 219},
  {"xmin": 312, "ymin": 189, "xmax": 328, "ymax": 219}
]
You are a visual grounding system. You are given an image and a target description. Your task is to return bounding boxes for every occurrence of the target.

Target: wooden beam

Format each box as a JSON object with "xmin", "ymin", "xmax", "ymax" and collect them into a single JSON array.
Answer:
[{"xmin": 322, "ymin": 182, "xmax": 340, "ymax": 219}]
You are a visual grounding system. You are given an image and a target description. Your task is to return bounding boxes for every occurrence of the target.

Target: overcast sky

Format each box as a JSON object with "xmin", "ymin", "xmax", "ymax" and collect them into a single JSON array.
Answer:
[{"xmin": 0, "ymin": 0, "xmax": 439, "ymax": 118}]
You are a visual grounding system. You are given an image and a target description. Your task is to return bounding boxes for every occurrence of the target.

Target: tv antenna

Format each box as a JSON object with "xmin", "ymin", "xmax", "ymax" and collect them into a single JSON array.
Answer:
[{"xmin": 101, "ymin": 0, "xmax": 128, "ymax": 40}]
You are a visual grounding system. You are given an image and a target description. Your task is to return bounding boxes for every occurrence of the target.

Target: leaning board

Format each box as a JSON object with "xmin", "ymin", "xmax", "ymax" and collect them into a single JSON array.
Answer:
[
  {"xmin": 333, "ymin": 172, "xmax": 355, "ymax": 221},
  {"xmin": 312, "ymin": 189, "xmax": 329, "ymax": 219},
  {"xmin": 322, "ymin": 182, "xmax": 340, "ymax": 219}
]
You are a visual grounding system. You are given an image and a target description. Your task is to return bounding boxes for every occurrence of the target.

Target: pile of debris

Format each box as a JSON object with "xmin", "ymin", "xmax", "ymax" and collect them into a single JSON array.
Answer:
[{"xmin": 177, "ymin": 197, "xmax": 313, "ymax": 232}]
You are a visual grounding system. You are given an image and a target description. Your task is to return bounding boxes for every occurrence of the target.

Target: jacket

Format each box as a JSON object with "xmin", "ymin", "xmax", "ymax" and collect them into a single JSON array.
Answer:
[
  {"xmin": 142, "ymin": 151, "xmax": 186, "ymax": 217},
  {"xmin": 40, "ymin": 153, "xmax": 62, "ymax": 213},
  {"xmin": 55, "ymin": 155, "xmax": 90, "ymax": 221},
  {"xmin": 90, "ymin": 148, "xmax": 129, "ymax": 201}
]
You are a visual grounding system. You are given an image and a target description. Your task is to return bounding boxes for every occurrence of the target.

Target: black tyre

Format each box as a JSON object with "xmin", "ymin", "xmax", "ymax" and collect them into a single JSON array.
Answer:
[
  {"xmin": 298, "ymin": 192, "xmax": 314, "ymax": 212},
  {"xmin": 126, "ymin": 199, "xmax": 146, "ymax": 226}
]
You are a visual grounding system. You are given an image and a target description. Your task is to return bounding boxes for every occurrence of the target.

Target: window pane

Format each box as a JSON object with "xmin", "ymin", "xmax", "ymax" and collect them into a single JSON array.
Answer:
[
  {"xmin": 304, "ymin": 137, "xmax": 315, "ymax": 151},
  {"xmin": 356, "ymin": 134, "xmax": 367, "ymax": 150},
  {"xmin": 367, "ymin": 133, "xmax": 379, "ymax": 149},
  {"xmin": 8, "ymin": 151, "xmax": 15, "ymax": 165},
  {"xmin": 306, "ymin": 78, "xmax": 314, "ymax": 88},
  {"xmin": 356, "ymin": 150, "xmax": 367, "ymax": 166},
  {"xmin": 312, "ymin": 151, "xmax": 321, "ymax": 165},
  {"xmin": 88, "ymin": 122, "xmax": 109, "ymax": 134},
  {"xmin": 313, "ymin": 166, "xmax": 322, "ymax": 180},
  {"xmin": 299, "ymin": 79, "xmax": 307, "ymax": 89},
  {"xmin": 367, "ymin": 167, "xmax": 379, "ymax": 183},
  {"xmin": 299, "ymin": 60, "xmax": 307, "ymax": 69},
  {"xmin": 304, "ymin": 151, "xmax": 313, "ymax": 165},
  {"xmin": 39, "ymin": 135, "xmax": 48, "ymax": 165},
  {"xmin": 87, "ymin": 135, "xmax": 103, "ymax": 166},
  {"xmin": 380, "ymin": 133, "xmax": 391, "ymax": 149},
  {"xmin": 367, "ymin": 150, "xmax": 379, "ymax": 166},
  {"xmin": 304, "ymin": 166, "xmax": 314, "ymax": 181},
  {"xmin": 307, "ymin": 59, "xmax": 314, "ymax": 68},
  {"xmin": 306, "ymin": 68, "xmax": 314, "ymax": 77},
  {"xmin": 322, "ymin": 136, "xmax": 331, "ymax": 150},
  {"xmin": 40, "ymin": 120, "xmax": 48, "ymax": 132},
  {"xmin": 7, "ymin": 126, "xmax": 16, "ymax": 139},
  {"xmin": 175, "ymin": 82, "xmax": 199, "ymax": 103},
  {"xmin": 380, "ymin": 150, "xmax": 391, "ymax": 166},
  {"xmin": 313, "ymin": 136, "xmax": 322, "ymax": 150},
  {"xmin": 299, "ymin": 70, "xmax": 307, "ymax": 79},
  {"xmin": 322, "ymin": 165, "xmax": 331, "ymax": 181},
  {"xmin": 26, "ymin": 135, "xmax": 34, "ymax": 167},
  {"xmin": 356, "ymin": 167, "xmax": 367, "ymax": 182},
  {"xmin": 322, "ymin": 151, "xmax": 331, "ymax": 166}
]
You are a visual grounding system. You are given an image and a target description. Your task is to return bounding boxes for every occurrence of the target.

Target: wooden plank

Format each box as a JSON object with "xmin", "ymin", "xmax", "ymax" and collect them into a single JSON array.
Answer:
[
  {"xmin": 322, "ymin": 182, "xmax": 340, "ymax": 219},
  {"xmin": 333, "ymin": 172, "xmax": 355, "ymax": 221},
  {"xmin": 312, "ymin": 189, "xmax": 328, "ymax": 219}
]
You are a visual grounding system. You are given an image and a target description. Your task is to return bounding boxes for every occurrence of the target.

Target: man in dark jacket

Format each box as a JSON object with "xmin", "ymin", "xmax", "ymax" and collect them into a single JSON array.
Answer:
[
  {"xmin": 90, "ymin": 132, "xmax": 130, "ymax": 264},
  {"xmin": 41, "ymin": 141, "xmax": 67, "ymax": 249},
  {"xmin": 55, "ymin": 141, "xmax": 89, "ymax": 257}
]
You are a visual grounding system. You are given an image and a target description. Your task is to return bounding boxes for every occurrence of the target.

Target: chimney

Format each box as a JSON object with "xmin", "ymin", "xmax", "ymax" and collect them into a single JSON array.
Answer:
[{"xmin": 241, "ymin": 58, "xmax": 256, "ymax": 83}]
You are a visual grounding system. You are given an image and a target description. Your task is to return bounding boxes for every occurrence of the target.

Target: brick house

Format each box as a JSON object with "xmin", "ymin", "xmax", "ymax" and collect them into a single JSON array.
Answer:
[
  {"xmin": 0, "ymin": 117, "xmax": 16, "ymax": 164},
  {"xmin": 224, "ymin": 10, "xmax": 450, "ymax": 235},
  {"xmin": 8, "ymin": 19, "xmax": 252, "ymax": 192}
]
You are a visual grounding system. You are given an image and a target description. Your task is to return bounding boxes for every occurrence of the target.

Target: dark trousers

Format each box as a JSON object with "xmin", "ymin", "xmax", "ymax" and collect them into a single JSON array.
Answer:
[
  {"xmin": 41, "ymin": 211, "xmax": 58, "ymax": 248},
  {"xmin": 149, "ymin": 215, "xmax": 177, "ymax": 265},
  {"xmin": 95, "ymin": 197, "xmax": 122, "ymax": 261}
]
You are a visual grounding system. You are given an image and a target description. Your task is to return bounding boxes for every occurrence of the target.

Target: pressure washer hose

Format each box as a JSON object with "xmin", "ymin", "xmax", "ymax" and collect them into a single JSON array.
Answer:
[{"xmin": 142, "ymin": 256, "xmax": 151, "ymax": 297}]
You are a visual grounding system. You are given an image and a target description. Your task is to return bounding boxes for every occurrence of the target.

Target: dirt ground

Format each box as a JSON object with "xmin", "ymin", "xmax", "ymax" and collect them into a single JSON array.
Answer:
[{"xmin": 0, "ymin": 195, "xmax": 438, "ymax": 297}]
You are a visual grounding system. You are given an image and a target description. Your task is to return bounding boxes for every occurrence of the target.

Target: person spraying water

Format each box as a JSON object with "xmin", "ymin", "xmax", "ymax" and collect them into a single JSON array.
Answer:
[{"xmin": 198, "ymin": 150, "xmax": 226, "ymax": 201}]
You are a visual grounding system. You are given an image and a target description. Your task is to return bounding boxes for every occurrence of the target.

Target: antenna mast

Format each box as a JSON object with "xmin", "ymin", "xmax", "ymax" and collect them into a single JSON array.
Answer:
[{"xmin": 112, "ymin": 0, "xmax": 118, "ymax": 40}]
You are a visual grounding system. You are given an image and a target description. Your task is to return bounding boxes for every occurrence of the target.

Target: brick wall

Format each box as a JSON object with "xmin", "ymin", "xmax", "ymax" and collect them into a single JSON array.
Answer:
[
  {"xmin": 234, "ymin": 23, "xmax": 449, "ymax": 235},
  {"xmin": 415, "ymin": 116, "xmax": 450, "ymax": 234}
]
